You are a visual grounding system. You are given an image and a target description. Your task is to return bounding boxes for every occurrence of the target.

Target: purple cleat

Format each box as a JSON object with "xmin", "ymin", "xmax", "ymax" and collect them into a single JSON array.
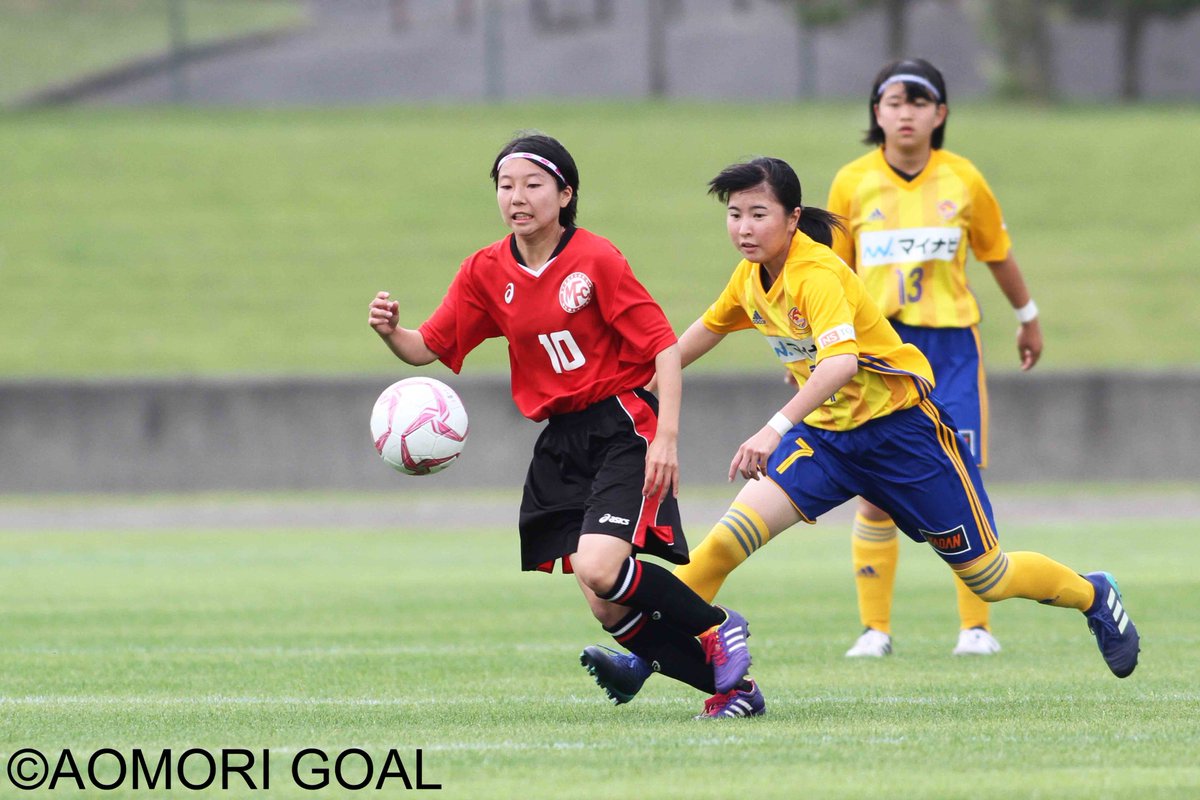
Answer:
[
  {"xmin": 694, "ymin": 679, "xmax": 766, "ymax": 719},
  {"xmin": 699, "ymin": 605, "xmax": 752, "ymax": 693}
]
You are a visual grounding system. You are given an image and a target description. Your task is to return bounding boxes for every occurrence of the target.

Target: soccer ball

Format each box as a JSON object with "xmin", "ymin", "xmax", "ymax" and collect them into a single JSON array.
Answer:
[{"xmin": 370, "ymin": 377, "xmax": 469, "ymax": 476}]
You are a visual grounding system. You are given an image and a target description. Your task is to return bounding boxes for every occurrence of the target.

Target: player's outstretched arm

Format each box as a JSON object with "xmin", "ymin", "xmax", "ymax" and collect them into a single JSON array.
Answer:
[
  {"xmin": 368, "ymin": 290, "xmax": 439, "ymax": 366},
  {"xmin": 985, "ymin": 253, "xmax": 1043, "ymax": 371},
  {"xmin": 677, "ymin": 318, "xmax": 726, "ymax": 369}
]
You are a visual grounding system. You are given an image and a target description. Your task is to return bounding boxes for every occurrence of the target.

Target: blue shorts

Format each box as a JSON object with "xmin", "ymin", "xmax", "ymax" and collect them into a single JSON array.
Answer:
[
  {"xmin": 766, "ymin": 400, "xmax": 999, "ymax": 565},
  {"xmin": 891, "ymin": 321, "xmax": 987, "ymax": 467}
]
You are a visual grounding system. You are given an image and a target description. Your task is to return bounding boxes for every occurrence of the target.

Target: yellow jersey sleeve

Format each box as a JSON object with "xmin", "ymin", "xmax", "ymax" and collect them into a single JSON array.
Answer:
[
  {"xmin": 964, "ymin": 170, "xmax": 1011, "ymax": 263},
  {"xmin": 826, "ymin": 167, "xmax": 858, "ymax": 267},
  {"xmin": 701, "ymin": 262, "xmax": 755, "ymax": 334}
]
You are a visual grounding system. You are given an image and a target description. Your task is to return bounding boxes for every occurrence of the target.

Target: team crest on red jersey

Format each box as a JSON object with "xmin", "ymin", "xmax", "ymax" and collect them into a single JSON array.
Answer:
[
  {"xmin": 938, "ymin": 200, "xmax": 958, "ymax": 220},
  {"xmin": 558, "ymin": 272, "xmax": 593, "ymax": 313}
]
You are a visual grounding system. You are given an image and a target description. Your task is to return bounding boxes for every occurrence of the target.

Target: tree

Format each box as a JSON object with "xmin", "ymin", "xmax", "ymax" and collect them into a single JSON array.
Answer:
[
  {"xmin": 770, "ymin": 0, "xmax": 919, "ymax": 97},
  {"xmin": 876, "ymin": 0, "xmax": 913, "ymax": 59},
  {"xmin": 1056, "ymin": 0, "xmax": 1200, "ymax": 100},
  {"xmin": 986, "ymin": 0, "xmax": 1056, "ymax": 101}
]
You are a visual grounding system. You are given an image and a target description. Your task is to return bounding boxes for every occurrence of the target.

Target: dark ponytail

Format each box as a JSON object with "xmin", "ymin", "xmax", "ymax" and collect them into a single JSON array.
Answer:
[{"xmin": 798, "ymin": 207, "xmax": 844, "ymax": 248}]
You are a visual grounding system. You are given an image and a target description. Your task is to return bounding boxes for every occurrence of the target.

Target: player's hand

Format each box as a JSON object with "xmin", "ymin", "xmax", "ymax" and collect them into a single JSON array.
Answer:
[
  {"xmin": 643, "ymin": 434, "xmax": 679, "ymax": 499},
  {"xmin": 783, "ymin": 370, "xmax": 797, "ymax": 387},
  {"xmin": 1017, "ymin": 318, "xmax": 1043, "ymax": 371},
  {"xmin": 369, "ymin": 291, "xmax": 400, "ymax": 335},
  {"xmin": 729, "ymin": 427, "xmax": 781, "ymax": 482}
]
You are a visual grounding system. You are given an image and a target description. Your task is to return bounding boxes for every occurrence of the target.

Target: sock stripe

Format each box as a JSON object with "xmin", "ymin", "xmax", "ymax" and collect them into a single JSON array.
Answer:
[
  {"xmin": 727, "ymin": 506, "xmax": 766, "ymax": 550},
  {"xmin": 854, "ymin": 514, "xmax": 896, "ymax": 532},
  {"xmin": 610, "ymin": 612, "xmax": 646, "ymax": 643},
  {"xmin": 718, "ymin": 517, "xmax": 754, "ymax": 557},
  {"xmin": 601, "ymin": 557, "xmax": 642, "ymax": 604},
  {"xmin": 852, "ymin": 518, "xmax": 897, "ymax": 543},
  {"xmin": 960, "ymin": 553, "xmax": 1009, "ymax": 595},
  {"xmin": 959, "ymin": 551, "xmax": 1004, "ymax": 587},
  {"xmin": 725, "ymin": 509, "xmax": 760, "ymax": 550}
]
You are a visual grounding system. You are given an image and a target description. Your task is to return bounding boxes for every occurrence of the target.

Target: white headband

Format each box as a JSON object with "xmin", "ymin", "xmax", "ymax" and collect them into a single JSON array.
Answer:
[
  {"xmin": 877, "ymin": 73, "xmax": 942, "ymax": 101},
  {"xmin": 497, "ymin": 152, "xmax": 567, "ymax": 185}
]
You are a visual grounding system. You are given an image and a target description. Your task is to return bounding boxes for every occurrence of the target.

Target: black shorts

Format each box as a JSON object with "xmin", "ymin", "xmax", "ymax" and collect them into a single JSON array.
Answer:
[{"xmin": 518, "ymin": 388, "xmax": 689, "ymax": 572}]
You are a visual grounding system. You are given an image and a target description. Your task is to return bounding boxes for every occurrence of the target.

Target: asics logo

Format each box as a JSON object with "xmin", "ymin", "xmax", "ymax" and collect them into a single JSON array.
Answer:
[{"xmin": 598, "ymin": 513, "xmax": 630, "ymax": 525}]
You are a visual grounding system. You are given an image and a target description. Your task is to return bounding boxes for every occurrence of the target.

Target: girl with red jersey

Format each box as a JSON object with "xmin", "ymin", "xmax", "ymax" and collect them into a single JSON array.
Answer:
[{"xmin": 368, "ymin": 133, "xmax": 755, "ymax": 715}]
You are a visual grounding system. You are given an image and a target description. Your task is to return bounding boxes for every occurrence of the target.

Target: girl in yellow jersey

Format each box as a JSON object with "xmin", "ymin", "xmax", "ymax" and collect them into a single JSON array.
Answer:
[
  {"xmin": 829, "ymin": 59, "xmax": 1044, "ymax": 658},
  {"xmin": 581, "ymin": 157, "xmax": 1137, "ymax": 713}
]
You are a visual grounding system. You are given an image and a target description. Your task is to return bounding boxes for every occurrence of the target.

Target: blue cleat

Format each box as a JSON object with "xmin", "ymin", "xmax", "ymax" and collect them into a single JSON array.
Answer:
[
  {"xmin": 699, "ymin": 606, "xmax": 752, "ymax": 693},
  {"xmin": 1084, "ymin": 571, "xmax": 1140, "ymax": 678},
  {"xmin": 694, "ymin": 679, "xmax": 766, "ymax": 719},
  {"xmin": 580, "ymin": 645, "xmax": 651, "ymax": 705}
]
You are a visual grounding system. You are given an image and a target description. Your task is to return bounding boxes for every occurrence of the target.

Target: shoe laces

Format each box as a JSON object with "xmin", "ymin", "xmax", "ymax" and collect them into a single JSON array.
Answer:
[
  {"xmin": 1087, "ymin": 589, "xmax": 1120, "ymax": 638},
  {"xmin": 1088, "ymin": 612, "xmax": 1118, "ymax": 638},
  {"xmin": 701, "ymin": 689, "xmax": 736, "ymax": 716},
  {"xmin": 700, "ymin": 628, "xmax": 728, "ymax": 666}
]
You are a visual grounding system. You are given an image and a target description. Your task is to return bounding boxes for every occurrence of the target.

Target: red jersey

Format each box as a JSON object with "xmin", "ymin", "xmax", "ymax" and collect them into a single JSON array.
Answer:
[{"xmin": 418, "ymin": 228, "xmax": 677, "ymax": 421}]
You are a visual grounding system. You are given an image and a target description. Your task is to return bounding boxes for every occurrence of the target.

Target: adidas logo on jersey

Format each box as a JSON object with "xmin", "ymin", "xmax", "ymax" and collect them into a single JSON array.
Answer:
[
  {"xmin": 867, "ymin": 208, "xmax": 885, "ymax": 222},
  {"xmin": 751, "ymin": 310, "xmax": 766, "ymax": 326}
]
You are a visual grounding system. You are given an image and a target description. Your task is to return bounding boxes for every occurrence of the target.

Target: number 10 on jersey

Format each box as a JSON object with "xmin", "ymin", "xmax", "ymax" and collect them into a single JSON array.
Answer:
[{"xmin": 538, "ymin": 330, "xmax": 586, "ymax": 374}]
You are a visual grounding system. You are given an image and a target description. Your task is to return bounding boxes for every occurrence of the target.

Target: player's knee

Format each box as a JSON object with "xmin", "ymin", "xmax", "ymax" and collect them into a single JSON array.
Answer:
[
  {"xmin": 571, "ymin": 550, "xmax": 622, "ymax": 595},
  {"xmin": 953, "ymin": 552, "xmax": 1011, "ymax": 603}
]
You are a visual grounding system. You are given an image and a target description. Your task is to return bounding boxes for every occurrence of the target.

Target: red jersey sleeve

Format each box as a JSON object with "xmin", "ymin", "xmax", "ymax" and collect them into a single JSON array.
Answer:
[
  {"xmin": 594, "ymin": 252, "xmax": 677, "ymax": 365},
  {"xmin": 418, "ymin": 254, "xmax": 503, "ymax": 374}
]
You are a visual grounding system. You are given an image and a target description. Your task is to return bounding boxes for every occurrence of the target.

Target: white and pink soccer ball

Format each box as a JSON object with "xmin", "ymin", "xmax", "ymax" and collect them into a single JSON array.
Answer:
[{"xmin": 370, "ymin": 377, "xmax": 468, "ymax": 476}]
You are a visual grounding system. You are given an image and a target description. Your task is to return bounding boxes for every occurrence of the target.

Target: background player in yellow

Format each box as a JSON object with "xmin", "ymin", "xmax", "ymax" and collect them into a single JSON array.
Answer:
[{"xmin": 827, "ymin": 59, "xmax": 1044, "ymax": 658}]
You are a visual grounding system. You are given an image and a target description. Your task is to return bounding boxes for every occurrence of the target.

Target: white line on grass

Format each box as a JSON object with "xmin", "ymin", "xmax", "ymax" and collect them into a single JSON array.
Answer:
[
  {"xmin": 5, "ymin": 691, "xmax": 1196, "ymax": 708},
  {"xmin": 0, "ymin": 643, "xmax": 565, "ymax": 657}
]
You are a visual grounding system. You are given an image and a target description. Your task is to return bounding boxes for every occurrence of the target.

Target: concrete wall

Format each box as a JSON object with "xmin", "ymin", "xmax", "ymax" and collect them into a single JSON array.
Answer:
[
  {"xmin": 2, "ymin": 372, "xmax": 1197, "ymax": 495},
  {"xmin": 64, "ymin": 0, "xmax": 1200, "ymax": 106}
]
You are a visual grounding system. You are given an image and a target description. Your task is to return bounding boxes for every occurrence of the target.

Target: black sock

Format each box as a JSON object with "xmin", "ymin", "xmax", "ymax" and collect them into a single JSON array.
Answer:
[
  {"xmin": 598, "ymin": 557, "xmax": 724, "ymax": 636},
  {"xmin": 605, "ymin": 609, "xmax": 715, "ymax": 694}
]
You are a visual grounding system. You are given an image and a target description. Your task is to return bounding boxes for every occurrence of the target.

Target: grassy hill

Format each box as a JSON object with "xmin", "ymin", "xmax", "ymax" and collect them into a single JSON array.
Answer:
[
  {"xmin": 2, "ymin": 102, "xmax": 1197, "ymax": 377},
  {"xmin": 0, "ymin": 0, "xmax": 306, "ymax": 105}
]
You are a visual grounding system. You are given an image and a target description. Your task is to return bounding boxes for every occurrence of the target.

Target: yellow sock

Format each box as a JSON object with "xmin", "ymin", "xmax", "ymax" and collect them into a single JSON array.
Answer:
[
  {"xmin": 851, "ymin": 513, "xmax": 899, "ymax": 634},
  {"xmin": 674, "ymin": 502, "xmax": 772, "ymax": 603},
  {"xmin": 954, "ymin": 571, "xmax": 991, "ymax": 630},
  {"xmin": 953, "ymin": 549, "xmax": 1095, "ymax": 610}
]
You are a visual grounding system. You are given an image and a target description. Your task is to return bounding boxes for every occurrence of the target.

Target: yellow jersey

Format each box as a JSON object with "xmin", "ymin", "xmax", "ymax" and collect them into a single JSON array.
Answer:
[
  {"xmin": 827, "ymin": 148, "xmax": 1011, "ymax": 328},
  {"xmin": 701, "ymin": 232, "xmax": 934, "ymax": 432}
]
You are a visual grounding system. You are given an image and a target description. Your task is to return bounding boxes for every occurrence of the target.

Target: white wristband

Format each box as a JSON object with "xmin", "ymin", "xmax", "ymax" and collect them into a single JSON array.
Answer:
[
  {"xmin": 767, "ymin": 412, "xmax": 793, "ymax": 437},
  {"xmin": 1015, "ymin": 299, "xmax": 1039, "ymax": 324}
]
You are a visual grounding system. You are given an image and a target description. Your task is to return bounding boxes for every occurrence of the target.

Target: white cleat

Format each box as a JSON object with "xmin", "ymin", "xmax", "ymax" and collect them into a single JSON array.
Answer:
[
  {"xmin": 952, "ymin": 627, "xmax": 1002, "ymax": 656},
  {"xmin": 845, "ymin": 628, "xmax": 892, "ymax": 657}
]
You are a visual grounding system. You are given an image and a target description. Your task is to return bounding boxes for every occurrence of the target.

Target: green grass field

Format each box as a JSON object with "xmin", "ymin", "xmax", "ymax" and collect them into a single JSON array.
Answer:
[
  {"xmin": 2, "ymin": 507, "xmax": 1197, "ymax": 799},
  {"xmin": 2, "ymin": 103, "xmax": 1199, "ymax": 378},
  {"xmin": 0, "ymin": 0, "xmax": 306, "ymax": 104}
]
